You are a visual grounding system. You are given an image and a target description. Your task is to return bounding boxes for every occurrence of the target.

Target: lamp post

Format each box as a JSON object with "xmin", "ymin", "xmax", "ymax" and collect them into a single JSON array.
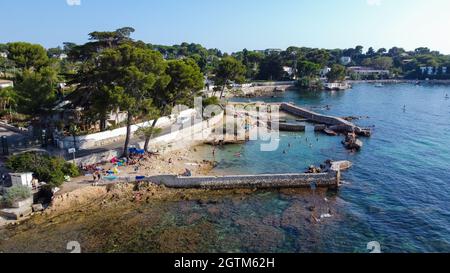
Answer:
[
  {"xmin": 1, "ymin": 135, "xmax": 8, "ymax": 156},
  {"xmin": 41, "ymin": 129, "xmax": 47, "ymax": 148}
]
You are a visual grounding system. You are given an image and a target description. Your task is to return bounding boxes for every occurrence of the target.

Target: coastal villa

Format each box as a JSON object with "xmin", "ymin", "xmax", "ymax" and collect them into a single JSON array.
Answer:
[
  {"xmin": 340, "ymin": 56, "xmax": 352, "ymax": 65},
  {"xmin": 324, "ymin": 82, "xmax": 351, "ymax": 91},
  {"xmin": 320, "ymin": 67, "xmax": 331, "ymax": 78},
  {"xmin": 256, "ymin": 48, "xmax": 283, "ymax": 55},
  {"xmin": 347, "ymin": 66, "xmax": 390, "ymax": 77},
  {"xmin": 283, "ymin": 66, "xmax": 297, "ymax": 80},
  {"xmin": 0, "ymin": 52, "xmax": 7, "ymax": 58},
  {"xmin": 265, "ymin": 48, "xmax": 283, "ymax": 54},
  {"xmin": 420, "ymin": 66, "xmax": 448, "ymax": 76},
  {"xmin": 56, "ymin": 53, "xmax": 68, "ymax": 60},
  {"xmin": 0, "ymin": 80, "xmax": 14, "ymax": 89},
  {"xmin": 51, "ymin": 99, "xmax": 129, "ymax": 129}
]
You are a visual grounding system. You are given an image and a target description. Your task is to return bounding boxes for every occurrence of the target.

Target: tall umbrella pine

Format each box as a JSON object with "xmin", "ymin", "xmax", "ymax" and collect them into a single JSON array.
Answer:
[
  {"xmin": 145, "ymin": 58, "xmax": 205, "ymax": 147},
  {"xmin": 213, "ymin": 57, "xmax": 246, "ymax": 99},
  {"xmin": 97, "ymin": 44, "xmax": 168, "ymax": 157}
]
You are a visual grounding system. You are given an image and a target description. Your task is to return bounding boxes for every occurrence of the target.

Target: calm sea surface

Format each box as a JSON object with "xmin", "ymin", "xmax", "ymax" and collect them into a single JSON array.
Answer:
[
  {"xmin": 187, "ymin": 83, "xmax": 450, "ymax": 253},
  {"xmin": 6, "ymin": 83, "xmax": 447, "ymax": 253}
]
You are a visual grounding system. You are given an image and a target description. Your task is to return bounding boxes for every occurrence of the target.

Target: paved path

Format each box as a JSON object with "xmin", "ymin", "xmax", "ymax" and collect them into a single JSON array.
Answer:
[{"xmin": 0, "ymin": 127, "xmax": 26, "ymax": 143}]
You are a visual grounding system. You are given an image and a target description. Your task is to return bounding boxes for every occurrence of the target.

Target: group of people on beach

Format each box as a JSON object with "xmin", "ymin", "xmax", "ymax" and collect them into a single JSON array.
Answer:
[{"xmin": 86, "ymin": 151, "xmax": 158, "ymax": 186}]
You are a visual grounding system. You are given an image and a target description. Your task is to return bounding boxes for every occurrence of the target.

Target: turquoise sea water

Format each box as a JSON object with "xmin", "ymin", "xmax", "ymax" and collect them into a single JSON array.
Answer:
[{"xmin": 188, "ymin": 83, "xmax": 450, "ymax": 253}]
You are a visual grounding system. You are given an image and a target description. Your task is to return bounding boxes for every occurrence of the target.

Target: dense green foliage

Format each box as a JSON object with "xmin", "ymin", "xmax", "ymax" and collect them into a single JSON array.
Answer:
[
  {"xmin": 213, "ymin": 57, "xmax": 246, "ymax": 98},
  {"xmin": 14, "ymin": 67, "xmax": 60, "ymax": 117},
  {"xmin": 327, "ymin": 64, "xmax": 347, "ymax": 82},
  {"xmin": 202, "ymin": 96, "xmax": 221, "ymax": 108},
  {"xmin": 6, "ymin": 42, "xmax": 49, "ymax": 70},
  {"xmin": 149, "ymin": 42, "xmax": 222, "ymax": 74},
  {"xmin": 6, "ymin": 153, "xmax": 80, "ymax": 188},
  {"xmin": 65, "ymin": 28, "xmax": 205, "ymax": 155},
  {"xmin": 1, "ymin": 27, "xmax": 450, "ymax": 149},
  {"xmin": 0, "ymin": 86, "xmax": 17, "ymax": 113}
]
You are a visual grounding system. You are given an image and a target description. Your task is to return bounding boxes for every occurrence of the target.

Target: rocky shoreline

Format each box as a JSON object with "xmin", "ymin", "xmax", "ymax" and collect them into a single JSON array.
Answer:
[
  {"xmin": 0, "ymin": 181, "xmax": 340, "ymax": 253},
  {"xmin": 0, "ymin": 147, "xmax": 215, "ymax": 227}
]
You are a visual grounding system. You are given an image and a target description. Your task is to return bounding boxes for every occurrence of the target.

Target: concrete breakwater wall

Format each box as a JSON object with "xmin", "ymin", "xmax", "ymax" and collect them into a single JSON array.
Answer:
[
  {"xmin": 147, "ymin": 171, "xmax": 341, "ymax": 190},
  {"xmin": 280, "ymin": 103, "xmax": 357, "ymax": 132}
]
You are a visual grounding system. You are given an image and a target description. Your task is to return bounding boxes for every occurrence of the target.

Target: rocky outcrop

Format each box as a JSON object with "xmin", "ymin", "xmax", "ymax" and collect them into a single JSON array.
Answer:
[{"xmin": 343, "ymin": 133, "xmax": 363, "ymax": 150}]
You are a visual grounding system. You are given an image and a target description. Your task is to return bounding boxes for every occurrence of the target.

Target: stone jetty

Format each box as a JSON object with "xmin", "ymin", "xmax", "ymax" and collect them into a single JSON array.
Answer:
[
  {"xmin": 280, "ymin": 103, "xmax": 371, "ymax": 136},
  {"xmin": 268, "ymin": 121, "xmax": 306, "ymax": 132},
  {"xmin": 147, "ymin": 171, "xmax": 341, "ymax": 190},
  {"xmin": 280, "ymin": 103, "xmax": 371, "ymax": 150}
]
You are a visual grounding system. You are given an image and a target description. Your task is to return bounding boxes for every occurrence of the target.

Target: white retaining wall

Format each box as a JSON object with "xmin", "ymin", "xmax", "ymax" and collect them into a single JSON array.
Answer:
[
  {"xmin": 60, "ymin": 109, "xmax": 197, "ymax": 150},
  {"xmin": 74, "ymin": 112, "xmax": 224, "ymax": 165}
]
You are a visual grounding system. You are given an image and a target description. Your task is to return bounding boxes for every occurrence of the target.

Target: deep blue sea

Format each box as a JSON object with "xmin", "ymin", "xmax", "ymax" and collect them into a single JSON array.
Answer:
[{"xmin": 190, "ymin": 83, "xmax": 450, "ymax": 253}]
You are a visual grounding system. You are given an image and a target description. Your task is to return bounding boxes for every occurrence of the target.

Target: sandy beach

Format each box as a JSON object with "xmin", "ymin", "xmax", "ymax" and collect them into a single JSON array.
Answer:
[
  {"xmin": 58, "ymin": 147, "xmax": 215, "ymax": 195},
  {"xmin": 0, "ymin": 146, "xmax": 215, "ymax": 227}
]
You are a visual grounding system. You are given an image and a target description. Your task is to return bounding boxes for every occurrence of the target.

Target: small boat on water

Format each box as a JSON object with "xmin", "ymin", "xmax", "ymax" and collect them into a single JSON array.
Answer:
[
  {"xmin": 330, "ymin": 161, "xmax": 353, "ymax": 172},
  {"xmin": 375, "ymin": 83, "xmax": 384, "ymax": 88},
  {"xmin": 323, "ymin": 128, "xmax": 338, "ymax": 136}
]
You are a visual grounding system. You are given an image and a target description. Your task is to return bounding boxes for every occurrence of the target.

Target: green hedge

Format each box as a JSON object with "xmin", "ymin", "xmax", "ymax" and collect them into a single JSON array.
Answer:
[{"xmin": 6, "ymin": 152, "xmax": 80, "ymax": 188}]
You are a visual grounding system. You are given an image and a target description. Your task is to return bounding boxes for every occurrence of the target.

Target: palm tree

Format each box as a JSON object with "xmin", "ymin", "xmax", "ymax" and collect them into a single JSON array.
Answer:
[{"xmin": 0, "ymin": 87, "xmax": 17, "ymax": 122}]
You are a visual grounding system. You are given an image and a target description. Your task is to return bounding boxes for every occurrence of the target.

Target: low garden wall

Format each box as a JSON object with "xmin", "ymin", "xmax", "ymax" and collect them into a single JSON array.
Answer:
[{"xmin": 59, "ymin": 109, "xmax": 197, "ymax": 150}]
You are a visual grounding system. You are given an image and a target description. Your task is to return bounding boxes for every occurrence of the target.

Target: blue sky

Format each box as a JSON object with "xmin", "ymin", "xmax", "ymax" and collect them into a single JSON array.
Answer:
[{"xmin": 1, "ymin": 0, "xmax": 450, "ymax": 54}]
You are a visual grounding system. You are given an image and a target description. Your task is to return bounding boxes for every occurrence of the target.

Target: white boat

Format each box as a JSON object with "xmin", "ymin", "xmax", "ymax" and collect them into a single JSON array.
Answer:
[{"xmin": 375, "ymin": 83, "xmax": 384, "ymax": 88}]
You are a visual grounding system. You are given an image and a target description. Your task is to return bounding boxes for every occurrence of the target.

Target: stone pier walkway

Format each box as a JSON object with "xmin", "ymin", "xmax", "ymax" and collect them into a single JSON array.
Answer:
[{"xmin": 146, "ymin": 171, "xmax": 341, "ymax": 190}]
